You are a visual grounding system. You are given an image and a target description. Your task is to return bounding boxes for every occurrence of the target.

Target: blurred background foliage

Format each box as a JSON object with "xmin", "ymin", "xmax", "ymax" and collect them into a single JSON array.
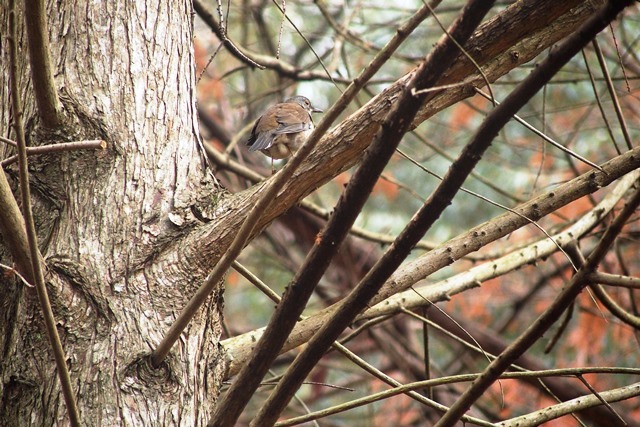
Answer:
[{"xmin": 194, "ymin": 0, "xmax": 639, "ymax": 424}]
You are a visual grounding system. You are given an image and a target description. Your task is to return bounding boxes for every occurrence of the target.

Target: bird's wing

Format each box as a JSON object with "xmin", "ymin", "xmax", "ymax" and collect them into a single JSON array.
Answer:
[
  {"xmin": 246, "ymin": 118, "xmax": 266, "ymax": 151},
  {"xmin": 246, "ymin": 102, "xmax": 313, "ymax": 151},
  {"xmin": 248, "ymin": 130, "xmax": 274, "ymax": 151},
  {"xmin": 273, "ymin": 106, "xmax": 313, "ymax": 134}
]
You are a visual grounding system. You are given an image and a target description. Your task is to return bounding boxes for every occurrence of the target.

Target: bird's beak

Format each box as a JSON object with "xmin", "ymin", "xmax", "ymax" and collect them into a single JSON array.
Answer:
[{"xmin": 312, "ymin": 106, "xmax": 323, "ymax": 113}]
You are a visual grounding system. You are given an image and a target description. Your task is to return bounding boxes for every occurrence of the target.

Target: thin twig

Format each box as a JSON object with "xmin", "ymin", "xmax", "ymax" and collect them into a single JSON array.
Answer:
[
  {"xmin": 474, "ymin": 88, "xmax": 603, "ymax": 172},
  {"xmin": 154, "ymin": 0, "xmax": 439, "ymax": 378},
  {"xmin": 589, "ymin": 281, "xmax": 640, "ymax": 329},
  {"xmin": 543, "ymin": 301, "xmax": 574, "ymax": 353},
  {"xmin": 250, "ymin": 2, "xmax": 496, "ymax": 424},
  {"xmin": 416, "ymin": 0, "xmax": 496, "ymax": 106},
  {"xmin": 576, "ymin": 374, "xmax": 627, "ymax": 426},
  {"xmin": 277, "ymin": 368, "xmax": 640, "ymax": 426},
  {"xmin": 1, "ymin": 140, "xmax": 106, "ymax": 167},
  {"xmin": 500, "ymin": 382, "xmax": 640, "ymax": 427},
  {"xmin": 193, "ymin": 0, "xmax": 265, "ymax": 69},
  {"xmin": 592, "ymin": 38, "xmax": 633, "ymax": 150},
  {"xmin": 0, "ymin": 263, "xmax": 34, "ymax": 288},
  {"xmin": 0, "ymin": 136, "xmax": 18, "ymax": 146},
  {"xmin": 207, "ymin": 141, "xmax": 445, "ymax": 251},
  {"xmin": 221, "ymin": 152, "xmax": 640, "ymax": 379},
  {"xmin": 407, "ymin": 133, "xmax": 526, "ymax": 204},
  {"xmin": 269, "ymin": 0, "xmax": 342, "ymax": 92},
  {"xmin": 396, "ymin": 148, "xmax": 578, "ymax": 271},
  {"xmin": 8, "ymin": 1, "xmax": 80, "ymax": 424},
  {"xmin": 229, "ymin": 264, "xmax": 484, "ymax": 424},
  {"xmin": 207, "ymin": 1, "xmax": 450, "ymax": 425},
  {"xmin": 436, "ymin": 130, "xmax": 639, "ymax": 427},
  {"xmin": 581, "ymin": 49, "xmax": 621, "ymax": 155}
]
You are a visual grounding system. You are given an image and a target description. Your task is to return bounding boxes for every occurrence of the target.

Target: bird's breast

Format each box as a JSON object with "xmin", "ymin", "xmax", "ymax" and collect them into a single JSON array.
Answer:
[{"xmin": 262, "ymin": 128, "xmax": 313, "ymax": 159}]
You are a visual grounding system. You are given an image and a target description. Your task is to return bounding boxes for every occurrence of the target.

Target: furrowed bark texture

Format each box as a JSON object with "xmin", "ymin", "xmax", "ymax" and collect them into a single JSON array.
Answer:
[{"xmin": 0, "ymin": 0, "xmax": 223, "ymax": 425}]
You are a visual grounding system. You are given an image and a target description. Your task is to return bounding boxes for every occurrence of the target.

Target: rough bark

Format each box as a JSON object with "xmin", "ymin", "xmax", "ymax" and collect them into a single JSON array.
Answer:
[{"xmin": 1, "ymin": 0, "xmax": 223, "ymax": 425}]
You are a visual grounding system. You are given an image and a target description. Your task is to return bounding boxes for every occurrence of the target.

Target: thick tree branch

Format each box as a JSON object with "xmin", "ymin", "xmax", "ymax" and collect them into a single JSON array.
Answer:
[
  {"xmin": 250, "ymin": 0, "xmax": 632, "ymax": 420},
  {"xmin": 159, "ymin": 1, "xmax": 607, "ymax": 315},
  {"xmin": 276, "ymin": 369, "xmax": 640, "ymax": 427},
  {"xmin": 208, "ymin": 0, "xmax": 604, "ymax": 254},
  {"xmin": 152, "ymin": 0, "xmax": 440, "ymax": 370},
  {"xmin": 438, "ymin": 68, "xmax": 636, "ymax": 427},
  {"xmin": 439, "ymin": 186, "xmax": 640, "ymax": 427},
  {"xmin": 222, "ymin": 148, "xmax": 640, "ymax": 377},
  {"xmin": 205, "ymin": 1, "xmax": 452, "ymax": 425},
  {"xmin": 24, "ymin": 0, "xmax": 63, "ymax": 127},
  {"xmin": 247, "ymin": 1, "xmax": 497, "ymax": 424},
  {"xmin": 143, "ymin": 2, "xmax": 609, "ymax": 307},
  {"xmin": 363, "ymin": 171, "xmax": 639, "ymax": 320}
]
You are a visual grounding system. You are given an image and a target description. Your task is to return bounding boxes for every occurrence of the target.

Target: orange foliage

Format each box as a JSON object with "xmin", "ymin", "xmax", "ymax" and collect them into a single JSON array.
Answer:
[
  {"xmin": 564, "ymin": 296, "xmax": 607, "ymax": 365},
  {"xmin": 193, "ymin": 39, "xmax": 208, "ymax": 74},
  {"xmin": 529, "ymin": 148, "xmax": 555, "ymax": 171},
  {"xmin": 374, "ymin": 393, "xmax": 421, "ymax": 425},
  {"xmin": 489, "ymin": 381, "xmax": 585, "ymax": 426},
  {"xmin": 555, "ymin": 196, "xmax": 594, "ymax": 222},
  {"xmin": 552, "ymin": 104, "xmax": 591, "ymax": 132},
  {"xmin": 449, "ymin": 95, "xmax": 487, "ymax": 129},
  {"xmin": 491, "ymin": 379, "xmax": 528, "ymax": 418},
  {"xmin": 449, "ymin": 278, "xmax": 499, "ymax": 325},
  {"xmin": 193, "ymin": 39, "xmax": 225, "ymax": 102},
  {"xmin": 375, "ymin": 175, "xmax": 400, "ymax": 201},
  {"xmin": 334, "ymin": 171, "xmax": 399, "ymax": 200},
  {"xmin": 226, "ymin": 270, "xmax": 240, "ymax": 287},
  {"xmin": 334, "ymin": 171, "xmax": 350, "ymax": 187}
]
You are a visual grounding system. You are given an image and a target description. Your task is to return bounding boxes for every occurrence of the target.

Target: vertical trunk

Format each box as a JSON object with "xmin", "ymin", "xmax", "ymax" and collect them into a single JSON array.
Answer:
[{"xmin": 0, "ymin": 0, "xmax": 224, "ymax": 425}]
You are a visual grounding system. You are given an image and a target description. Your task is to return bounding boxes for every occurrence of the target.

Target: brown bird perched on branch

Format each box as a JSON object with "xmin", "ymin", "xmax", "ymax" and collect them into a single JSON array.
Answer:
[{"xmin": 246, "ymin": 96, "xmax": 323, "ymax": 160}]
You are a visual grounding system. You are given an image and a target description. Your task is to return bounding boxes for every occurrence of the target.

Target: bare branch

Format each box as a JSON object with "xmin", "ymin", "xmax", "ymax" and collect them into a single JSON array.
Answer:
[
  {"xmin": 24, "ymin": 0, "xmax": 63, "ymax": 127},
  {"xmin": 222, "ymin": 146, "xmax": 640, "ymax": 378},
  {"xmin": 152, "ymin": 0, "xmax": 438, "ymax": 374},
  {"xmin": 499, "ymin": 383, "xmax": 640, "ymax": 427},
  {"xmin": 1, "ymin": 140, "xmax": 106, "ymax": 167},
  {"xmin": 438, "ymin": 107, "xmax": 638, "ymax": 427},
  {"xmin": 249, "ymin": 1, "xmax": 497, "ymax": 424},
  {"xmin": 8, "ymin": 0, "xmax": 79, "ymax": 423}
]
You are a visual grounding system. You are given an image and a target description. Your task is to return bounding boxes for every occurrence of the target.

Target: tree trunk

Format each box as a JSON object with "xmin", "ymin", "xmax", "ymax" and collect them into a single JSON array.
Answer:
[{"xmin": 0, "ymin": 0, "xmax": 224, "ymax": 425}]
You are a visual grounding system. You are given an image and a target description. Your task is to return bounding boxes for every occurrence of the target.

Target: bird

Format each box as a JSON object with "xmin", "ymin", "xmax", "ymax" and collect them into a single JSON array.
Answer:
[{"xmin": 246, "ymin": 96, "xmax": 323, "ymax": 161}]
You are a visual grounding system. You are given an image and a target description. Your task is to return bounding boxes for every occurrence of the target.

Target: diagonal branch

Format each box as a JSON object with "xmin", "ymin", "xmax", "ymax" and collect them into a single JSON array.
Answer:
[
  {"xmin": 222, "ymin": 147, "xmax": 640, "ymax": 377},
  {"xmin": 8, "ymin": 0, "xmax": 79, "ymax": 424},
  {"xmin": 0, "ymin": 171, "xmax": 32, "ymax": 283},
  {"xmin": 151, "ymin": 0, "xmax": 441, "ymax": 370},
  {"xmin": 247, "ymin": 1, "xmax": 497, "ymax": 425},
  {"xmin": 432, "ymin": 5, "xmax": 637, "ymax": 422},
  {"xmin": 499, "ymin": 383, "xmax": 640, "ymax": 427},
  {"xmin": 24, "ymin": 0, "xmax": 64, "ymax": 128},
  {"xmin": 438, "ymin": 181, "xmax": 640, "ymax": 427},
  {"xmin": 254, "ymin": 0, "xmax": 636, "ymax": 422},
  {"xmin": 205, "ymin": 1, "xmax": 452, "ymax": 425},
  {"xmin": 148, "ymin": 1, "xmax": 608, "ymax": 303}
]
